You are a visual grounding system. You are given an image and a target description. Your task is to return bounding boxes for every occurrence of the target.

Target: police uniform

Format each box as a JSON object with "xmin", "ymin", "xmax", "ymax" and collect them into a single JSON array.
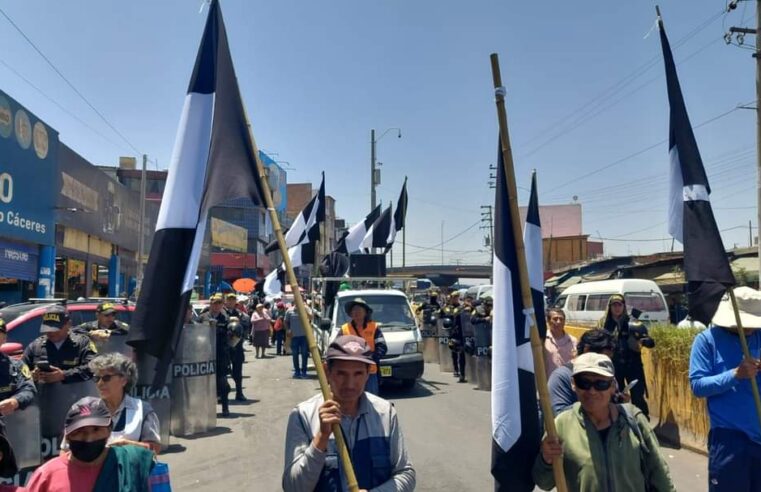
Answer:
[
  {"xmin": 199, "ymin": 302, "xmax": 232, "ymax": 416},
  {"xmin": 22, "ymin": 328, "xmax": 97, "ymax": 384},
  {"xmin": 449, "ymin": 302, "xmax": 469, "ymax": 383},
  {"xmin": 0, "ymin": 319, "xmax": 35, "ymax": 408},
  {"xmin": 225, "ymin": 305, "xmax": 248, "ymax": 401},
  {"xmin": 73, "ymin": 319, "xmax": 129, "ymax": 337}
]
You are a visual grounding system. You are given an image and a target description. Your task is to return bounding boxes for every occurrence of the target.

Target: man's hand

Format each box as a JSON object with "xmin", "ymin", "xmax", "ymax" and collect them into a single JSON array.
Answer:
[
  {"xmin": 37, "ymin": 366, "xmax": 65, "ymax": 383},
  {"xmin": 735, "ymin": 358, "xmax": 760, "ymax": 380},
  {"xmin": 0, "ymin": 398, "xmax": 19, "ymax": 416},
  {"xmin": 541, "ymin": 436, "xmax": 563, "ymax": 465},
  {"xmin": 312, "ymin": 399, "xmax": 341, "ymax": 451},
  {"xmin": 31, "ymin": 368, "xmax": 40, "ymax": 383},
  {"xmin": 89, "ymin": 330, "xmax": 111, "ymax": 342}
]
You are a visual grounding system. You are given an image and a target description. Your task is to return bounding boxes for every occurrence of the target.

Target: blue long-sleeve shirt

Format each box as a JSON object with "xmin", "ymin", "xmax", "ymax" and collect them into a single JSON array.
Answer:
[{"xmin": 689, "ymin": 326, "xmax": 761, "ymax": 444}]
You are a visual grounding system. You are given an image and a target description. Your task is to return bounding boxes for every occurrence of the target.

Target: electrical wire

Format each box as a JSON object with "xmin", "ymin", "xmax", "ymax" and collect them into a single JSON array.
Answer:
[{"xmin": 0, "ymin": 6, "xmax": 144, "ymax": 155}]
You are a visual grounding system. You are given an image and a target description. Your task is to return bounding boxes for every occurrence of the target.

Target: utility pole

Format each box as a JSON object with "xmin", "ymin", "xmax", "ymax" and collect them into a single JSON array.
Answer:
[
  {"xmin": 725, "ymin": 0, "xmax": 761, "ymax": 272},
  {"xmin": 389, "ymin": 200, "xmax": 394, "ymax": 268},
  {"xmin": 370, "ymin": 129, "xmax": 376, "ymax": 211},
  {"xmin": 137, "ymin": 154, "xmax": 147, "ymax": 293},
  {"xmin": 480, "ymin": 205, "xmax": 494, "ymax": 263}
]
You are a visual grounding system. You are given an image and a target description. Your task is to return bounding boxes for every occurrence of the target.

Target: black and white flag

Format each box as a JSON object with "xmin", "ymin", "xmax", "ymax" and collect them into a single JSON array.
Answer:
[
  {"xmin": 361, "ymin": 204, "xmax": 393, "ymax": 251},
  {"xmin": 265, "ymin": 173, "xmax": 325, "ymax": 254},
  {"xmin": 335, "ymin": 205, "xmax": 381, "ymax": 254},
  {"xmin": 128, "ymin": 0, "xmax": 265, "ymax": 384},
  {"xmin": 385, "ymin": 178, "xmax": 408, "ymax": 251},
  {"xmin": 523, "ymin": 171, "xmax": 546, "ymax": 338},
  {"xmin": 491, "ymin": 145, "xmax": 540, "ymax": 492},
  {"xmin": 658, "ymin": 12, "xmax": 735, "ymax": 324}
]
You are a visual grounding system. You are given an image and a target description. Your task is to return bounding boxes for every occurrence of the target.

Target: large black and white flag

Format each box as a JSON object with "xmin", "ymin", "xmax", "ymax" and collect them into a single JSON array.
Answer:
[
  {"xmin": 335, "ymin": 205, "xmax": 381, "ymax": 254},
  {"xmin": 128, "ymin": 0, "xmax": 265, "ymax": 383},
  {"xmin": 491, "ymin": 145, "xmax": 540, "ymax": 492},
  {"xmin": 658, "ymin": 13, "xmax": 735, "ymax": 324},
  {"xmin": 523, "ymin": 171, "xmax": 546, "ymax": 338},
  {"xmin": 265, "ymin": 173, "xmax": 325, "ymax": 254},
  {"xmin": 263, "ymin": 239, "xmax": 318, "ymax": 296},
  {"xmin": 385, "ymin": 178, "xmax": 408, "ymax": 251},
  {"xmin": 361, "ymin": 204, "xmax": 393, "ymax": 251}
]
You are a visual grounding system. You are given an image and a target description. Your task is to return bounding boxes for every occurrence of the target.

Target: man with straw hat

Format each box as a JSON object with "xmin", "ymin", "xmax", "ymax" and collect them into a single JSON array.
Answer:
[{"xmin": 690, "ymin": 286, "xmax": 761, "ymax": 491}]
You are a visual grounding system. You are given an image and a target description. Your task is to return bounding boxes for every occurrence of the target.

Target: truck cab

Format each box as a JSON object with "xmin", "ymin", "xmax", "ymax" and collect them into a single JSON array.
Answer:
[{"xmin": 327, "ymin": 289, "xmax": 424, "ymax": 388}]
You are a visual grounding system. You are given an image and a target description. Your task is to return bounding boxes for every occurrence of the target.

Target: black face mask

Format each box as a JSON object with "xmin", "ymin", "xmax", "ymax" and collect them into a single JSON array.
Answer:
[{"xmin": 69, "ymin": 438, "xmax": 107, "ymax": 462}]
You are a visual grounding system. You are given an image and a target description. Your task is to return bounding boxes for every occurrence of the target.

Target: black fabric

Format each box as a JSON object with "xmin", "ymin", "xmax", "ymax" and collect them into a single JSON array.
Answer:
[
  {"xmin": 658, "ymin": 17, "xmax": 735, "ymax": 325},
  {"xmin": 526, "ymin": 172, "xmax": 547, "ymax": 340}
]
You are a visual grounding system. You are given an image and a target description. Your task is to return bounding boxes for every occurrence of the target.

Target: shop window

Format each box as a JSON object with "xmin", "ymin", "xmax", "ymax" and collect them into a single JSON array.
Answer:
[
  {"xmin": 91, "ymin": 264, "xmax": 108, "ymax": 297},
  {"xmin": 66, "ymin": 259, "xmax": 86, "ymax": 300}
]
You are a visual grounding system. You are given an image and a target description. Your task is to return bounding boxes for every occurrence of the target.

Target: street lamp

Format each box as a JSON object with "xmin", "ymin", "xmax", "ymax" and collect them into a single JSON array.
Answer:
[{"xmin": 370, "ymin": 127, "xmax": 401, "ymax": 210}]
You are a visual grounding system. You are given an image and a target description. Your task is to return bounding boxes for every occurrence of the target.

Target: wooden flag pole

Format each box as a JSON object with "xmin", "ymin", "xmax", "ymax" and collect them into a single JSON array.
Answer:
[
  {"xmin": 243, "ymin": 114, "xmax": 360, "ymax": 492},
  {"xmin": 490, "ymin": 53, "xmax": 568, "ymax": 492},
  {"xmin": 728, "ymin": 288, "xmax": 761, "ymax": 430}
]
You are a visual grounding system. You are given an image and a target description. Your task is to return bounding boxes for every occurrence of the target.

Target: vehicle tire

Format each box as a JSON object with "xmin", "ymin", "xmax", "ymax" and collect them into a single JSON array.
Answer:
[{"xmin": 400, "ymin": 378, "xmax": 416, "ymax": 389}]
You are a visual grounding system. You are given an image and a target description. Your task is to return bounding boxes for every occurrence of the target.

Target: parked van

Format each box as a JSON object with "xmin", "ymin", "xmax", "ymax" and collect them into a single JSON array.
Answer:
[
  {"xmin": 553, "ymin": 279, "xmax": 669, "ymax": 328},
  {"xmin": 324, "ymin": 289, "xmax": 424, "ymax": 389}
]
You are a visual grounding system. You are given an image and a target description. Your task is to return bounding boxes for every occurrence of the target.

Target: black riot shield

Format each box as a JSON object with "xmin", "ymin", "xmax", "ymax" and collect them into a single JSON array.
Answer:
[{"xmin": 437, "ymin": 317, "xmax": 453, "ymax": 373}]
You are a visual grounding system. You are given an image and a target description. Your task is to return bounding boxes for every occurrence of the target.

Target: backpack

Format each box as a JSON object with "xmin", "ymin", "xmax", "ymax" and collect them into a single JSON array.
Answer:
[{"xmin": 617, "ymin": 404, "xmax": 654, "ymax": 491}]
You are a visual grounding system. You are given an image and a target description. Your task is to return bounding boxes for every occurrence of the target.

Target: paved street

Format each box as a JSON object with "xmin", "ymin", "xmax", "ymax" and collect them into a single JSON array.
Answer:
[{"xmin": 162, "ymin": 344, "xmax": 708, "ymax": 491}]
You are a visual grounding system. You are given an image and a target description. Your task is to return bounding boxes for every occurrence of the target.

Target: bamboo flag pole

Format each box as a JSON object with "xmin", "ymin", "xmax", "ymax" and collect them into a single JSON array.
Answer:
[
  {"xmin": 243, "ymin": 112, "xmax": 360, "ymax": 492},
  {"xmin": 490, "ymin": 53, "xmax": 568, "ymax": 492},
  {"xmin": 728, "ymin": 288, "xmax": 761, "ymax": 430}
]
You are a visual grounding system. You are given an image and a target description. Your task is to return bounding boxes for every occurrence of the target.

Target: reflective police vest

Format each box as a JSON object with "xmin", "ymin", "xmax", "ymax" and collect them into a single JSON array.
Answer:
[{"xmin": 341, "ymin": 322, "xmax": 379, "ymax": 374}]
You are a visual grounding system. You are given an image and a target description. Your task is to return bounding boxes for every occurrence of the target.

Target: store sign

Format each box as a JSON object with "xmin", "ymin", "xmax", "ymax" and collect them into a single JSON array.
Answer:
[
  {"xmin": 210, "ymin": 217, "xmax": 247, "ymax": 252},
  {"xmin": 0, "ymin": 90, "xmax": 57, "ymax": 245},
  {"xmin": 0, "ymin": 238, "xmax": 38, "ymax": 282}
]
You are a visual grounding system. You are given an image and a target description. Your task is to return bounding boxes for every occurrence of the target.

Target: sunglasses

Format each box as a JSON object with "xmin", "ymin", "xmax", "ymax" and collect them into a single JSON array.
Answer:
[
  {"xmin": 94, "ymin": 374, "xmax": 121, "ymax": 383},
  {"xmin": 574, "ymin": 376, "xmax": 613, "ymax": 391}
]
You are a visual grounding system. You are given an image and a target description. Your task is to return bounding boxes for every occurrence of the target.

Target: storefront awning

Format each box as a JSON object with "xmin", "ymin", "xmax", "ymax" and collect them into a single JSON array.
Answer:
[
  {"xmin": 653, "ymin": 271, "xmax": 685, "ymax": 286},
  {"xmin": 557, "ymin": 275, "xmax": 582, "ymax": 291}
]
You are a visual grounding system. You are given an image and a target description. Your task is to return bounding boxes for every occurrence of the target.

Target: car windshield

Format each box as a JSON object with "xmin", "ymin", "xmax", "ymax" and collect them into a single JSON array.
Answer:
[
  {"xmin": 624, "ymin": 292, "xmax": 667, "ymax": 313},
  {"xmin": 337, "ymin": 295, "xmax": 416, "ymax": 331}
]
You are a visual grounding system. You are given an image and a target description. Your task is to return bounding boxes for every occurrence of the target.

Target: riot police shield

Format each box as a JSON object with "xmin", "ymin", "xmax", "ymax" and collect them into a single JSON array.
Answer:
[
  {"xmin": 170, "ymin": 321, "xmax": 216, "ymax": 436},
  {"xmin": 38, "ymin": 380, "xmax": 98, "ymax": 458},
  {"xmin": 461, "ymin": 312, "xmax": 477, "ymax": 385},
  {"xmin": 93, "ymin": 332, "xmax": 133, "ymax": 357},
  {"xmin": 474, "ymin": 318, "xmax": 492, "ymax": 391},
  {"xmin": 420, "ymin": 309, "xmax": 439, "ymax": 364},
  {"xmin": 437, "ymin": 317, "xmax": 453, "ymax": 373},
  {"xmin": 132, "ymin": 352, "xmax": 172, "ymax": 448},
  {"xmin": 5, "ymin": 403, "xmax": 41, "ymax": 470}
]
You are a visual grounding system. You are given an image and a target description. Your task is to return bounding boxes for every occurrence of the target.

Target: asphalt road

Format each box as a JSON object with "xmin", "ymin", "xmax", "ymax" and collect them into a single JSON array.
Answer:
[{"xmin": 162, "ymin": 344, "xmax": 708, "ymax": 491}]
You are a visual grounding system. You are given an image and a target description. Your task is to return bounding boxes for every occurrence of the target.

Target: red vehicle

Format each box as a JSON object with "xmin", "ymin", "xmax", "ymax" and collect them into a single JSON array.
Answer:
[{"xmin": 0, "ymin": 300, "xmax": 134, "ymax": 356}]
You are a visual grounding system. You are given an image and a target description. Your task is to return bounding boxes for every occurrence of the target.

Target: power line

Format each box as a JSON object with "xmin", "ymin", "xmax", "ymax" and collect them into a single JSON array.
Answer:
[
  {"xmin": 0, "ymin": 6, "xmax": 143, "ymax": 155},
  {"xmin": 405, "ymin": 220, "xmax": 482, "ymax": 252}
]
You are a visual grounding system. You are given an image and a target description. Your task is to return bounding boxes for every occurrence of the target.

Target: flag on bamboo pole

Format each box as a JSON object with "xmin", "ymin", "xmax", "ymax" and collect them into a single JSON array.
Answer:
[
  {"xmin": 265, "ymin": 173, "xmax": 325, "ymax": 254},
  {"xmin": 523, "ymin": 171, "xmax": 546, "ymax": 339},
  {"xmin": 128, "ymin": 0, "xmax": 265, "ymax": 385},
  {"xmin": 335, "ymin": 205, "xmax": 382, "ymax": 254},
  {"xmin": 491, "ymin": 145, "xmax": 540, "ymax": 492},
  {"xmin": 361, "ymin": 204, "xmax": 393, "ymax": 251},
  {"xmin": 658, "ymin": 12, "xmax": 735, "ymax": 324},
  {"xmin": 386, "ymin": 178, "xmax": 408, "ymax": 252}
]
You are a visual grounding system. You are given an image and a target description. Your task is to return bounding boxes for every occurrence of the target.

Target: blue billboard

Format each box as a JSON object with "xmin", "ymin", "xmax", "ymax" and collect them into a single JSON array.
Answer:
[
  {"xmin": 259, "ymin": 151, "xmax": 287, "ymax": 214},
  {"xmin": 0, "ymin": 89, "xmax": 57, "ymax": 245}
]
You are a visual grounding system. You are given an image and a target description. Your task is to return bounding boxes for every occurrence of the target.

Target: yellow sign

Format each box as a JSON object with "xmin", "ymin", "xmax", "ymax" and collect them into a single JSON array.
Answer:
[{"xmin": 210, "ymin": 217, "xmax": 247, "ymax": 253}]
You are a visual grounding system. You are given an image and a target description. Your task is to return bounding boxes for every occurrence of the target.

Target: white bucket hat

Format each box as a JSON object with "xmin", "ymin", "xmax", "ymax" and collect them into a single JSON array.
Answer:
[{"xmin": 711, "ymin": 286, "xmax": 761, "ymax": 329}]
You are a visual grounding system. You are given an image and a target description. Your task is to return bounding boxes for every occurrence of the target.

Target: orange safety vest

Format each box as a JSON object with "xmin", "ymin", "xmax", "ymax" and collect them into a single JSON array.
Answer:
[{"xmin": 341, "ymin": 321, "xmax": 379, "ymax": 374}]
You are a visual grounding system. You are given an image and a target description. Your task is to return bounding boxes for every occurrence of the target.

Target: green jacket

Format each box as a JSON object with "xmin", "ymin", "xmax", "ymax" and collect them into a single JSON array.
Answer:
[{"xmin": 532, "ymin": 403, "xmax": 675, "ymax": 492}]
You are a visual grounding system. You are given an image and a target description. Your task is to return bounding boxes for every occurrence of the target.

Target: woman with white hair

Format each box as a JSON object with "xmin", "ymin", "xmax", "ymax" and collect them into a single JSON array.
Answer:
[{"xmin": 89, "ymin": 353, "xmax": 161, "ymax": 454}]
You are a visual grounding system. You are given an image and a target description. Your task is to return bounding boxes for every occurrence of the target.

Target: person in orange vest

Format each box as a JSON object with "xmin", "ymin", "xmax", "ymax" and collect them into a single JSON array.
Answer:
[{"xmin": 341, "ymin": 298, "xmax": 388, "ymax": 395}]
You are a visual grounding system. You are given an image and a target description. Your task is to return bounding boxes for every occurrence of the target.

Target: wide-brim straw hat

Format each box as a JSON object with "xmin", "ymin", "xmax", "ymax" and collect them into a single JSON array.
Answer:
[{"xmin": 712, "ymin": 286, "xmax": 761, "ymax": 329}]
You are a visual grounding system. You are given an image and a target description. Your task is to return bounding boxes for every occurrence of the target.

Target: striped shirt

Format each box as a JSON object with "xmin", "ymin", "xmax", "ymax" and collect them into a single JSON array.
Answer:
[{"xmin": 283, "ymin": 392, "xmax": 415, "ymax": 491}]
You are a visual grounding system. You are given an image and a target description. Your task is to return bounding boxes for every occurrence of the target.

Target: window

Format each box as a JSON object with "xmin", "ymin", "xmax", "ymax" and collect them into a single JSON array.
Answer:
[
  {"xmin": 567, "ymin": 294, "xmax": 586, "ymax": 311},
  {"xmin": 586, "ymin": 294, "xmax": 614, "ymax": 311},
  {"xmin": 625, "ymin": 292, "xmax": 667, "ymax": 313},
  {"xmin": 8, "ymin": 316, "xmax": 42, "ymax": 348},
  {"xmin": 553, "ymin": 296, "xmax": 567, "ymax": 308},
  {"xmin": 337, "ymin": 295, "xmax": 416, "ymax": 331}
]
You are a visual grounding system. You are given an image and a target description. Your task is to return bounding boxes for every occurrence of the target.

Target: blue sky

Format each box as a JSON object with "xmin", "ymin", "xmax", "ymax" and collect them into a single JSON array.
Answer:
[{"xmin": 0, "ymin": 0, "xmax": 756, "ymax": 266}]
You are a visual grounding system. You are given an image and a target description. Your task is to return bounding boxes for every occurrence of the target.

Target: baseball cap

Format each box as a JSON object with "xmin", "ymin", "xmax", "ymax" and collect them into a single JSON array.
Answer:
[
  {"xmin": 326, "ymin": 335, "xmax": 375, "ymax": 366},
  {"xmin": 41, "ymin": 305, "xmax": 70, "ymax": 333},
  {"xmin": 608, "ymin": 294, "xmax": 625, "ymax": 305},
  {"xmin": 210, "ymin": 294, "xmax": 224, "ymax": 303},
  {"xmin": 225, "ymin": 293, "xmax": 237, "ymax": 300},
  {"xmin": 64, "ymin": 397, "xmax": 112, "ymax": 436},
  {"xmin": 96, "ymin": 302, "xmax": 117, "ymax": 314},
  {"xmin": 572, "ymin": 352, "xmax": 615, "ymax": 378}
]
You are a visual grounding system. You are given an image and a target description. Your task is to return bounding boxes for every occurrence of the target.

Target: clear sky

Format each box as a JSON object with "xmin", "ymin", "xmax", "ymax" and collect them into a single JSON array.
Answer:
[{"xmin": 0, "ymin": 0, "xmax": 756, "ymax": 266}]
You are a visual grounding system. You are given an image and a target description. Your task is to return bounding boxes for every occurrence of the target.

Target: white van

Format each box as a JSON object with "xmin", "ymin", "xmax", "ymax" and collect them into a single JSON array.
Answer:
[
  {"xmin": 324, "ymin": 289, "xmax": 424, "ymax": 389},
  {"xmin": 553, "ymin": 279, "xmax": 669, "ymax": 327}
]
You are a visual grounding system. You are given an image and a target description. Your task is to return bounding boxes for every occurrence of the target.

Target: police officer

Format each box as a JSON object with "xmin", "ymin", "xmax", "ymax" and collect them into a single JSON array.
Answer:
[
  {"xmin": 22, "ymin": 305, "xmax": 97, "ymax": 385},
  {"xmin": 0, "ymin": 319, "xmax": 35, "ymax": 415},
  {"xmin": 73, "ymin": 302, "xmax": 129, "ymax": 342},
  {"xmin": 442, "ymin": 292, "xmax": 466, "ymax": 380},
  {"xmin": 199, "ymin": 294, "xmax": 232, "ymax": 417},
  {"xmin": 224, "ymin": 294, "xmax": 248, "ymax": 401},
  {"xmin": 598, "ymin": 294, "xmax": 655, "ymax": 417}
]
